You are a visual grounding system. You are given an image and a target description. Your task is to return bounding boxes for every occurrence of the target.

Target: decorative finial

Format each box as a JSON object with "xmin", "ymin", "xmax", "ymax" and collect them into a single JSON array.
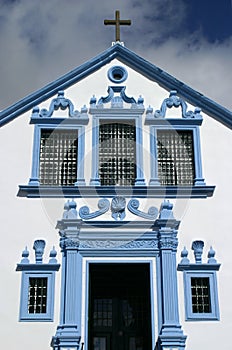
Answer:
[
  {"xmin": 137, "ymin": 95, "xmax": 144, "ymax": 106},
  {"xmin": 62, "ymin": 199, "xmax": 78, "ymax": 219},
  {"xmin": 158, "ymin": 200, "xmax": 174, "ymax": 220},
  {"xmin": 191, "ymin": 240, "xmax": 204, "ymax": 264},
  {"xmin": 208, "ymin": 246, "xmax": 217, "ymax": 264},
  {"xmin": 104, "ymin": 10, "xmax": 131, "ymax": 42},
  {"xmin": 49, "ymin": 246, "xmax": 58, "ymax": 264},
  {"xmin": 33, "ymin": 239, "xmax": 46, "ymax": 264},
  {"xmin": 90, "ymin": 95, "xmax": 97, "ymax": 106},
  {"xmin": 63, "ymin": 200, "xmax": 70, "ymax": 219},
  {"xmin": 21, "ymin": 246, "xmax": 30, "ymax": 263},
  {"xmin": 180, "ymin": 246, "xmax": 190, "ymax": 264}
]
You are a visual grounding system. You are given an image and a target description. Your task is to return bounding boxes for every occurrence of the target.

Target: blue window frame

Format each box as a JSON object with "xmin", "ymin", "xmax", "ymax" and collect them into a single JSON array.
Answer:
[
  {"xmin": 29, "ymin": 124, "xmax": 86, "ymax": 187},
  {"xmin": 19, "ymin": 272, "xmax": 56, "ymax": 322},
  {"xmin": 183, "ymin": 271, "xmax": 220, "ymax": 321},
  {"xmin": 148, "ymin": 125, "xmax": 205, "ymax": 187}
]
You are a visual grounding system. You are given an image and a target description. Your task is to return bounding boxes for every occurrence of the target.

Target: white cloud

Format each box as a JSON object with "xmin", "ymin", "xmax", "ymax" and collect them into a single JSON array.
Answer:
[{"xmin": 0, "ymin": 0, "xmax": 231, "ymax": 111}]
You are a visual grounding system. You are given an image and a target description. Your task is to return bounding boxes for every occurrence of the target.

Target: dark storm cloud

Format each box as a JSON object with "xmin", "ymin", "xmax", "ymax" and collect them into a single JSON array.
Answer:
[{"xmin": 0, "ymin": 0, "xmax": 231, "ymax": 110}]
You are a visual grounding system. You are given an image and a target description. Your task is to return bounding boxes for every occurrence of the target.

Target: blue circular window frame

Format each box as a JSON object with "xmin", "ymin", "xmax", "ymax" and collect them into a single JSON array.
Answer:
[{"xmin": 107, "ymin": 66, "xmax": 128, "ymax": 84}]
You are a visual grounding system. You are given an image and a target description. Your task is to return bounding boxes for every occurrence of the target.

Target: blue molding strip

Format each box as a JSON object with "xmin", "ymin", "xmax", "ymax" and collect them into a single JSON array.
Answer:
[
  {"xmin": 0, "ymin": 44, "xmax": 231, "ymax": 129},
  {"xmin": 17, "ymin": 185, "xmax": 215, "ymax": 198}
]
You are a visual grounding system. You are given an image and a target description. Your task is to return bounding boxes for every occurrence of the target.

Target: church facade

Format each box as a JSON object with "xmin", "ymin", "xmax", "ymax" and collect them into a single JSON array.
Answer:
[{"xmin": 1, "ymin": 22, "xmax": 230, "ymax": 350}]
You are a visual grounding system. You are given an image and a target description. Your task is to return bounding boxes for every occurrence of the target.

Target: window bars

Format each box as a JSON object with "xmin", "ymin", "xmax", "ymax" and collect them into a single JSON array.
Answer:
[
  {"xmin": 157, "ymin": 130, "xmax": 195, "ymax": 185},
  {"xmin": 99, "ymin": 122, "xmax": 136, "ymax": 186},
  {"xmin": 191, "ymin": 277, "xmax": 211, "ymax": 313},
  {"xmin": 28, "ymin": 277, "xmax": 48, "ymax": 314},
  {"xmin": 39, "ymin": 129, "xmax": 78, "ymax": 186}
]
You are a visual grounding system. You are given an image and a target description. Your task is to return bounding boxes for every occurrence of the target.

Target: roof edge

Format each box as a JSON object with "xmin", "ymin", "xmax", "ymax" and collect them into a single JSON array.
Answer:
[{"xmin": 0, "ymin": 43, "xmax": 231, "ymax": 129}]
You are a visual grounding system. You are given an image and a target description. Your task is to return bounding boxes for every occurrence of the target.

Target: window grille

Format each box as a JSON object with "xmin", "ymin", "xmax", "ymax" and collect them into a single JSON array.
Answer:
[
  {"xmin": 39, "ymin": 129, "xmax": 78, "ymax": 186},
  {"xmin": 28, "ymin": 277, "xmax": 47, "ymax": 314},
  {"xmin": 191, "ymin": 277, "xmax": 211, "ymax": 313},
  {"xmin": 157, "ymin": 130, "xmax": 195, "ymax": 185},
  {"xmin": 93, "ymin": 298, "xmax": 113, "ymax": 327},
  {"xmin": 99, "ymin": 122, "xmax": 136, "ymax": 186}
]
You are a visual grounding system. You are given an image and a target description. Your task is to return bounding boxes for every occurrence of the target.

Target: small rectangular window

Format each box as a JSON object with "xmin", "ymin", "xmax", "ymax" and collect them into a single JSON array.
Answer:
[
  {"xmin": 39, "ymin": 129, "xmax": 78, "ymax": 186},
  {"xmin": 28, "ymin": 277, "xmax": 48, "ymax": 314},
  {"xmin": 191, "ymin": 277, "xmax": 211, "ymax": 313},
  {"xmin": 99, "ymin": 122, "xmax": 136, "ymax": 186},
  {"xmin": 157, "ymin": 130, "xmax": 195, "ymax": 185}
]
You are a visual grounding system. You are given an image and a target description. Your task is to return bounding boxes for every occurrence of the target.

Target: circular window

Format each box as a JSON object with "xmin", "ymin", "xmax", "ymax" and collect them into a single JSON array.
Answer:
[{"xmin": 107, "ymin": 66, "xmax": 128, "ymax": 84}]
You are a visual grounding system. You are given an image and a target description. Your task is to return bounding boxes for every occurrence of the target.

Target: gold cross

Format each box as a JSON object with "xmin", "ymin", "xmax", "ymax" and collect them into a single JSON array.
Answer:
[{"xmin": 104, "ymin": 10, "xmax": 131, "ymax": 42}]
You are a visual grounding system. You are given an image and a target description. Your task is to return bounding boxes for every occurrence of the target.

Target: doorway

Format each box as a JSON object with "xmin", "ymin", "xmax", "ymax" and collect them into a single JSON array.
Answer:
[{"xmin": 88, "ymin": 263, "xmax": 152, "ymax": 350}]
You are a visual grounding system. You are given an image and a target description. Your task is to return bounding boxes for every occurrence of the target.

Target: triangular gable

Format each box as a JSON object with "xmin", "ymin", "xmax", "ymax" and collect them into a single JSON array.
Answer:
[{"xmin": 0, "ymin": 43, "xmax": 231, "ymax": 128}]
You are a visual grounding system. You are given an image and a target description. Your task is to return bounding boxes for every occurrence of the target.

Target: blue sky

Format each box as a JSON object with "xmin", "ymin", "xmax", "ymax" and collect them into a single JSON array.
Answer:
[
  {"xmin": 0, "ymin": 0, "xmax": 231, "ymax": 111},
  {"xmin": 184, "ymin": 0, "xmax": 232, "ymax": 43}
]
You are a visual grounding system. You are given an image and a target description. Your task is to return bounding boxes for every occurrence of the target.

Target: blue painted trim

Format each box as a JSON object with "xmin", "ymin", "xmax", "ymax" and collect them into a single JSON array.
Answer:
[
  {"xmin": 29, "ymin": 125, "xmax": 40, "ymax": 186},
  {"xmin": 181, "ymin": 271, "xmax": 220, "ymax": 321},
  {"xmin": 107, "ymin": 65, "xmax": 128, "ymax": 84},
  {"xmin": 83, "ymin": 259, "xmax": 156, "ymax": 350},
  {"xmin": 135, "ymin": 115, "xmax": 146, "ymax": 186},
  {"xmin": 127, "ymin": 199, "xmax": 158, "ymax": 219},
  {"xmin": 148, "ymin": 123, "xmax": 206, "ymax": 187},
  {"xmin": 1, "ymin": 44, "xmax": 231, "ymax": 129},
  {"xmin": 97, "ymin": 86, "xmax": 136, "ymax": 105},
  {"xmin": 177, "ymin": 263, "xmax": 220, "ymax": 272},
  {"xmin": 90, "ymin": 117, "xmax": 100, "ymax": 185},
  {"xmin": 32, "ymin": 91, "xmax": 81, "ymax": 118},
  {"xmin": 18, "ymin": 271, "xmax": 57, "ymax": 322},
  {"xmin": 89, "ymin": 109, "xmax": 146, "ymax": 186},
  {"xmin": 28, "ymin": 123, "xmax": 87, "ymax": 187},
  {"xmin": 16, "ymin": 240, "xmax": 60, "ymax": 323},
  {"xmin": 17, "ymin": 184, "xmax": 215, "ymax": 198},
  {"xmin": 155, "ymin": 205, "xmax": 187, "ymax": 348},
  {"xmin": 154, "ymin": 90, "xmax": 203, "ymax": 119},
  {"xmin": 79, "ymin": 199, "xmax": 110, "ymax": 219},
  {"xmin": 53, "ymin": 220, "xmax": 83, "ymax": 347},
  {"xmin": 16, "ymin": 263, "xmax": 60, "ymax": 271},
  {"xmin": 145, "ymin": 117, "xmax": 203, "ymax": 126}
]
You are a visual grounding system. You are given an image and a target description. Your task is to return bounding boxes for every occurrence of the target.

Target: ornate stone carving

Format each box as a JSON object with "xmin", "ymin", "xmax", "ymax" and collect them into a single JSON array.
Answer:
[
  {"xmin": 79, "ymin": 199, "xmax": 110, "ymax": 220},
  {"xmin": 96, "ymin": 86, "xmax": 143, "ymax": 108},
  {"xmin": 127, "ymin": 199, "xmax": 158, "ymax": 220},
  {"xmin": 59, "ymin": 232, "xmax": 79, "ymax": 250},
  {"xmin": 111, "ymin": 196, "xmax": 126, "ymax": 220},
  {"xmin": 192, "ymin": 240, "xmax": 204, "ymax": 263},
  {"xmin": 32, "ymin": 91, "xmax": 83, "ymax": 118},
  {"xmin": 33, "ymin": 239, "xmax": 46, "ymax": 263},
  {"xmin": 80, "ymin": 239, "xmax": 158, "ymax": 250},
  {"xmin": 64, "ymin": 238, "xmax": 80, "ymax": 249},
  {"xmin": 80, "ymin": 240, "xmax": 125, "ymax": 249},
  {"xmin": 123, "ymin": 239, "xmax": 158, "ymax": 249},
  {"xmin": 154, "ymin": 90, "xmax": 202, "ymax": 119},
  {"xmin": 59, "ymin": 233, "xmax": 66, "ymax": 250},
  {"xmin": 159, "ymin": 237, "xmax": 178, "ymax": 250}
]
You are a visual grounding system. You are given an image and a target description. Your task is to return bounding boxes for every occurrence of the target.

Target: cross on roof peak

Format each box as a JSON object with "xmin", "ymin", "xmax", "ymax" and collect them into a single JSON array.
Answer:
[{"xmin": 104, "ymin": 10, "xmax": 131, "ymax": 42}]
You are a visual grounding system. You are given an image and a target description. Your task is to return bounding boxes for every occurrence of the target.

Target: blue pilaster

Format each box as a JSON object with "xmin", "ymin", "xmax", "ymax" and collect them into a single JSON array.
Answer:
[
  {"xmin": 51, "ymin": 201, "xmax": 83, "ymax": 350},
  {"xmin": 156, "ymin": 201, "xmax": 187, "ymax": 349}
]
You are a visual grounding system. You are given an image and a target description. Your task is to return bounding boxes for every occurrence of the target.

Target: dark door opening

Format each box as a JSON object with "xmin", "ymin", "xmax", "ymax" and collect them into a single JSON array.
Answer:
[{"xmin": 88, "ymin": 263, "xmax": 152, "ymax": 350}]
